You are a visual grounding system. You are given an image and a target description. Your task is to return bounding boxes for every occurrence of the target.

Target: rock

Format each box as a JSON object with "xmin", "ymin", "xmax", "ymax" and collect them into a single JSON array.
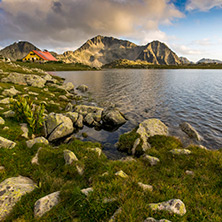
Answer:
[
  {"xmin": 65, "ymin": 102, "xmax": 73, "ymax": 111},
  {"xmin": 25, "ymin": 75, "xmax": 46, "ymax": 88},
  {"xmin": 0, "ymin": 117, "xmax": 5, "ymax": 125},
  {"xmin": 84, "ymin": 113, "xmax": 96, "ymax": 126},
  {"xmin": 76, "ymin": 165, "xmax": 84, "ymax": 175},
  {"xmin": 138, "ymin": 182, "xmax": 153, "ymax": 192},
  {"xmin": 3, "ymin": 110, "xmax": 15, "ymax": 118},
  {"xmin": 75, "ymin": 114, "xmax": 84, "ymax": 128},
  {"xmin": 43, "ymin": 88, "xmax": 49, "ymax": 92},
  {"xmin": 26, "ymin": 137, "xmax": 49, "ymax": 148},
  {"xmin": 2, "ymin": 86, "xmax": 20, "ymax": 97},
  {"xmin": 170, "ymin": 149, "xmax": 191, "ymax": 155},
  {"xmin": 44, "ymin": 113, "xmax": 74, "ymax": 141},
  {"xmin": 61, "ymin": 82, "xmax": 75, "ymax": 92},
  {"xmin": 136, "ymin": 119, "xmax": 168, "ymax": 153},
  {"xmin": 76, "ymin": 84, "xmax": 88, "ymax": 92},
  {"xmin": 0, "ymin": 97, "xmax": 11, "ymax": 104},
  {"xmin": 0, "ymin": 136, "xmax": 16, "ymax": 149},
  {"xmin": 109, "ymin": 208, "xmax": 122, "ymax": 222},
  {"xmin": 59, "ymin": 95, "xmax": 69, "ymax": 101},
  {"xmin": 119, "ymin": 156, "xmax": 136, "ymax": 162},
  {"xmin": 31, "ymin": 147, "xmax": 42, "ymax": 165},
  {"xmin": 34, "ymin": 191, "xmax": 60, "ymax": 218},
  {"xmin": 74, "ymin": 105, "xmax": 103, "ymax": 121},
  {"xmin": 142, "ymin": 154, "xmax": 160, "ymax": 166},
  {"xmin": 144, "ymin": 217, "xmax": 171, "ymax": 222},
  {"xmin": 185, "ymin": 170, "xmax": 194, "ymax": 176},
  {"xmin": 0, "ymin": 166, "xmax": 5, "ymax": 171},
  {"xmin": 115, "ymin": 170, "xmax": 128, "ymax": 178},
  {"xmin": 1, "ymin": 73, "xmax": 27, "ymax": 85},
  {"xmin": 3, "ymin": 126, "xmax": 9, "ymax": 131},
  {"xmin": 65, "ymin": 112, "xmax": 79, "ymax": 123},
  {"xmin": 0, "ymin": 176, "xmax": 36, "ymax": 221},
  {"xmin": 102, "ymin": 107, "xmax": 126, "ymax": 127},
  {"xmin": 20, "ymin": 123, "xmax": 29, "ymax": 139},
  {"xmin": 81, "ymin": 187, "xmax": 93, "ymax": 196},
  {"xmin": 28, "ymin": 91, "xmax": 39, "ymax": 96},
  {"xmin": 149, "ymin": 199, "xmax": 186, "ymax": 216},
  {"xmin": 87, "ymin": 147, "xmax": 102, "ymax": 156},
  {"xmin": 103, "ymin": 197, "xmax": 117, "ymax": 204},
  {"xmin": 63, "ymin": 149, "xmax": 78, "ymax": 164},
  {"xmin": 180, "ymin": 122, "xmax": 201, "ymax": 141},
  {"xmin": 196, "ymin": 145, "xmax": 208, "ymax": 150}
]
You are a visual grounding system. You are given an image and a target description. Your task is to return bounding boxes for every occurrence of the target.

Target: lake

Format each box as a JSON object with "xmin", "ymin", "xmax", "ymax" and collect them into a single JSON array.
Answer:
[{"xmin": 52, "ymin": 69, "xmax": 222, "ymax": 158}]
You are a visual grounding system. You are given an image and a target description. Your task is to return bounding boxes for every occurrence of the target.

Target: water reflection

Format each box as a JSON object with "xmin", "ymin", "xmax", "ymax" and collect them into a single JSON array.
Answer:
[{"xmin": 52, "ymin": 69, "xmax": 222, "ymax": 156}]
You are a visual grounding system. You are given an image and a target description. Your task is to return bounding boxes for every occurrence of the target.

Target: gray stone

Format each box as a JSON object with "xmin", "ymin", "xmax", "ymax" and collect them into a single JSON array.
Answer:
[
  {"xmin": 87, "ymin": 147, "xmax": 102, "ymax": 156},
  {"xmin": 2, "ymin": 86, "xmax": 20, "ymax": 97},
  {"xmin": 0, "ymin": 117, "xmax": 5, "ymax": 125},
  {"xmin": 180, "ymin": 122, "xmax": 201, "ymax": 141},
  {"xmin": 28, "ymin": 91, "xmax": 39, "ymax": 96},
  {"xmin": 0, "ymin": 97, "xmax": 11, "ymax": 104},
  {"xmin": 185, "ymin": 170, "xmax": 194, "ymax": 176},
  {"xmin": 0, "ymin": 176, "xmax": 36, "ymax": 221},
  {"xmin": 31, "ymin": 147, "xmax": 42, "ymax": 165},
  {"xmin": 60, "ymin": 82, "xmax": 75, "ymax": 92},
  {"xmin": 65, "ymin": 102, "xmax": 73, "ymax": 111},
  {"xmin": 63, "ymin": 149, "xmax": 78, "ymax": 164},
  {"xmin": 142, "ymin": 154, "xmax": 160, "ymax": 166},
  {"xmin": 44, "ymin": 113, "xmax": 74, "ymax": 141},
  {"xmin": 3, "ymin": 126, "xmax": 9, "ymax": 131},
  {"xmin": 170, "ymin": 149, "xmax": 191, "ymax": 155},
  {"xmin": 0, "ymin": 166, "xmax": 5, "ymax": 171},
  {"xmin": 76, "ymin": 165, "xmax": 84, "ymax": 175},
  {"xmin": 0, "ymin": 136, "xmax": 16, "ymax": 149},
  {"xmin": 138, "ymin": 182, "xmax": 153, "ymax": 192},
  {"xmin": 102, "ymin": 107, "xmax": 126, "ymax": 127},
  {"xmin": 109, "ymin": 208, "xmax": 122, "ymax": 222},
  {"xmin": 20, "ymin": 123, "xmax": 29, "ymax": 139},
  {"xmin": 25, "ymin": 75, "xmax": 46, "ymax": 88},
  {"xmin": 59, "ymin": 95, "xmax": 69, "ymax": 101},
  {"xmin": 81, "ymin": 187, "xmax": 93, "ymax": 196},
  {"xmin": 65, "ymin": 112, "xmax": 79, "ymax": 123},
  {"xmin": 3, "ymin": 110, "xmax": 15, "ymax": 118},
  {"xmin": 34, "ymin": 191, "xmax": 60, "ymax": 218},
  {"xmin": 75, "ymin": 114, "xmax": 84, "ymax": 128},
  {"xmin": 115, "ymin": 170, "xmax": 128, "ymax": 178},
  {"xmin": 149, "ymin": 199, "xmax": 186, "ymax": 216},
  {"xmin": 1, "ymin": 73, "xmax": 27, "ymax": 85},
  {"xmin": 77, "ymin": 84, "xmax": 88, "ymax": 92},
  {"xmin": 84, "ymin": 113, "xmax": 95, "ymax": 126},
  {"xmin": 26, "ymin": 137, "xmax": 49, "ymax": 148}
]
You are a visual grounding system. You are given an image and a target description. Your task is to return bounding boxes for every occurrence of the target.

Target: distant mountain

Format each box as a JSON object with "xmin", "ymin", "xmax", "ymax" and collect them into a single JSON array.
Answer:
[
  {"xmin": 58, "ymin": 35, "xmax": 181, "ymax": 67},
  {"xmin": 197, "ymin": 58, "xmax": 222, "ymax": 64},
  {"xmin": 180, "ymin": 57, "xmax": 193, "ymax": 64},
  {"xmin": 0, "ymin": 41, "xmax": 39, "ymax": 61}
]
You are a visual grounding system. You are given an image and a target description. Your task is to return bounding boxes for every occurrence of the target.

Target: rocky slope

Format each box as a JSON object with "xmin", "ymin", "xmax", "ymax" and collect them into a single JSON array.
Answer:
[
  {"xmin": 197, "ymin": 58, "xmax": 222, "ymax": 64},
  {"xmin": 58, "ymin": 35, "xmax": 181, "ymax": 67},
  {"xmin": 0, "ymin": 41, "xmax": 39, "ymax": 61}
]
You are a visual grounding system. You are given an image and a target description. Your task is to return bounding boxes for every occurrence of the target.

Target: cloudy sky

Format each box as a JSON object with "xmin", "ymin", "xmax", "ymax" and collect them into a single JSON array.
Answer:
[{"xmin": 0, "ymin": 0, "xmax": 222, "ymax": 62}]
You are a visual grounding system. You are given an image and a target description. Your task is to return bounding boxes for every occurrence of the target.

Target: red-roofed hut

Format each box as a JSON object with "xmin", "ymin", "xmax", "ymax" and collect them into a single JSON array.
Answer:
[{"xmin": 22, "ymin": 50, "xmax": 57, "ymax": 62}]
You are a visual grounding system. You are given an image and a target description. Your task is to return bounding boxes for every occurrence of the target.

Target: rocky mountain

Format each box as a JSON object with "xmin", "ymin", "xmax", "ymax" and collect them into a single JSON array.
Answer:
[
  {"xmin": 197, "ymin": 58, "xmax": 222, "ymax": 64},
  {"xmin": 58, "ymin": 35, "xmax": 182, "ymax": 67},
  {"xmin": 180, "ymin": 57, "xmax": 193, "ymax": 64},
  {"xmin": 0, "ymin": 41, "xmax": 40, "ymax": 61}
]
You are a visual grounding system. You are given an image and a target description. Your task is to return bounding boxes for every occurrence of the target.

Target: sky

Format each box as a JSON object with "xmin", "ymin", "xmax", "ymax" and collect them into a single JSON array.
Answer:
[{"xmin": 0, "ymin": 0, "xmax": 222, "ymax": 62}]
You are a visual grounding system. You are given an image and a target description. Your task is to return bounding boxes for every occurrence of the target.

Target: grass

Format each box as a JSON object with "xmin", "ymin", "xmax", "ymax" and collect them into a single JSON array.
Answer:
[
  {"xmin": 0, "ymin": 61, "xmax": 222, "ymax": 221},
  {"xmin": 15, "ymin": 61, "xmax": 97, "ymax": 71}
]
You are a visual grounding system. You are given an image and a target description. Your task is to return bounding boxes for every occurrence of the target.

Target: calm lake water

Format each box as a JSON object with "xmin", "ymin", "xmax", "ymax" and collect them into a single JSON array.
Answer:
[{"xmin": 52, "ymin": 69, "xmax": 222, "ymax": 158}]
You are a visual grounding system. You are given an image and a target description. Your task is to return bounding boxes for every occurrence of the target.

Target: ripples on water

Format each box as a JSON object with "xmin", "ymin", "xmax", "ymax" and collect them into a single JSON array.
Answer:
[{"xmin": 53, "ymin": 69, "xmax": 222, "ymax": 157}]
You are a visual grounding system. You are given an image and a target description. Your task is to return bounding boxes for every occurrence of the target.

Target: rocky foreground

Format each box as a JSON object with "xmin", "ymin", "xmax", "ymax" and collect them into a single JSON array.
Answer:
[{"xmin": 0, "ymin": 61, "xmax": 222, "ymax": 221}]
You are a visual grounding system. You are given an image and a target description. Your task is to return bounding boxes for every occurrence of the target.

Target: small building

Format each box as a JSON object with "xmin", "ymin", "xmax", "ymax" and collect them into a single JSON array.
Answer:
[{"xmin": 22, "ymin": 50, "xmax": 57, "ymax": 62}]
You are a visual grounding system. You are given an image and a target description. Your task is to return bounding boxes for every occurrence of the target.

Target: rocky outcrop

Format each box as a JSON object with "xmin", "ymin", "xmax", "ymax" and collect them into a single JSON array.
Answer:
[
  {"xmin": 34, "ymin": 191, "xmax": 60, "ymax": 218},
  {"xmin": 26, "ymin": 137, "xmax": 49, "ymax": 148},
  {"xmin": 180, "ymin": 122, "xmax": 201, "ymax": 141},
  {"xmin": 0, "ymin": 176, "xmax": 36, "ymax": 221},
  {"xmin": 44, "ymin": 113, "xmax": 74, "ymax": 141},
  {"xmin": 1, "ymin": 73, "xmax": 47, "ymax": 88},
  {"xmin": 63, "ymin": 149, "xmax": 78, "ymax": 164},
  {"xmin": 102, "ymin": 107, "xmax": 127, "ymax": 128},
  {"xmin": 149, "ymin": 199, "xmax": 186, "ymax": 216},
  {"xmin": 0, "ymin": 136, "xmax": 16, "ymax": 149}
]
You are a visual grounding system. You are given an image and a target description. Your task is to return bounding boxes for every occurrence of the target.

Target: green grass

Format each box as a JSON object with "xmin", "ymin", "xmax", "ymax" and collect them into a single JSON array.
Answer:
[{"xmin": 15, "ymin": 61, "xmax": 97, "ymax": 71}]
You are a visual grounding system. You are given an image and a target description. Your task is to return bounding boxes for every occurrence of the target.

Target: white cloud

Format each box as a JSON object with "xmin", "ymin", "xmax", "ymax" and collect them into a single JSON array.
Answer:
[
  {"xmin": 0, "ymin": 0, "xmax": 183, "ymax": 51},
  {"xmin": 186, "ymin": 0, "xmax": 222, "ymax": 11},
  {"xmin": 192, "ymin": 38, "xmax": 212, "ymax": 46},
  {"xmin": 171, "ymin": 44, "xmax": 203, "ymax": 55}
]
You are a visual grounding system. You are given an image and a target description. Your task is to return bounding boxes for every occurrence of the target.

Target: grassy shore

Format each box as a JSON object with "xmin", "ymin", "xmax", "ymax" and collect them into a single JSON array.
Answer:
[
  {"xmin": 15, "ymin": 61, "xmax": 96, "ymax": 71},
  {"xmin": 0, "ymin": 61, "xmax": 222, "ymax": 221}
]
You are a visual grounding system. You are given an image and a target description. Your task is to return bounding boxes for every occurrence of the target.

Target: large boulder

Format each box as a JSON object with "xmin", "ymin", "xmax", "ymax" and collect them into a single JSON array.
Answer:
[
  {"xmin": 149, "ymin": 199, "xmax": 186, "ymax": 216},
  {"xmin": 180, "ymin": 122, "xmax": 201, "ymax": 141},
  {"xmin": 0, "ymin": 136, "xmax": 16, "ymax": 149},
  {"xmin": 0, "ymin": 176, "xmax": 36, "ymax": 221},
  {"xmin": 102, "ymin": 107, "xmax": 127, "ymax": 128},
  {"xmin": 1, "ymin": 73, "xmax": 27, "ymax": 85},
  {"xmin": 77, "ymin": 84, "xmax": 88, "ymax": 92},
  {"xmin": 25, "ymin": 75, "xmax": 46, "ymax": 88},
  {"xmin": 26, "ymin": 137, "xmax": 49, "ymax": 148},
  {"xmin": 34, "ymin": 191, "xmax": 60, "ymax": 218},
  {"xmin": 44, "ymin": 113, "xmax": 74, "ymax": 141},
  {"xmin": 2, "ymin": 86, "xmax": 20, "ymax": 97},
  {"xmin": 60, "ymin": 82, "xmax": 75, "ymax": 93}
]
